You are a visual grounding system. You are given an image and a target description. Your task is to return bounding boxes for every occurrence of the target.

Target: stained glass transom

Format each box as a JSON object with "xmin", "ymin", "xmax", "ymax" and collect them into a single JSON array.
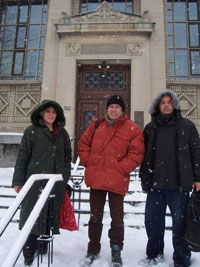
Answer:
[{"xmin": 85, "ymin": 72, "xmax": 123, "ymax": 89}]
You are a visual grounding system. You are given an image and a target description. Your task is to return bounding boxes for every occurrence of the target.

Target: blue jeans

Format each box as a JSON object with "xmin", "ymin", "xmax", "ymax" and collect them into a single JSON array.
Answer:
[{"xmin": 145, "ymin": 189, "xmax": 191, "ymax": 265}]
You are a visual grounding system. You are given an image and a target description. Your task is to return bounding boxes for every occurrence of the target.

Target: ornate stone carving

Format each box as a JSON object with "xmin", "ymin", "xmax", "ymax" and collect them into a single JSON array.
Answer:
[
  {"xmin": 177, "ymin": 92, "xmax": 197, "ymax": 118},
  {"xmin": 71, "ymin": 1, "xmax": 142, "ymax": 23},
  {"xmin": 0, "ymin": 95, "xmax": 9, "ymax": 114},
  {"xmin": 15, "ymin": 92, "xmax": 39, "ymax": 117},
  {"xmin": 0, "ymin": 83, "xmax": 41, "ymax": 123},
  {"xmin": 65, "ymin": 43, "xmax": 80, "ymax": 56},
  {"xmin": 127, "ymin": 42, "xmax": 143, "ymax": 56}
]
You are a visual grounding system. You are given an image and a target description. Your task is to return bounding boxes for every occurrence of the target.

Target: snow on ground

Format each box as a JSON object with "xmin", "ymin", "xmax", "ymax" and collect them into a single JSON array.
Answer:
[{"xmin": 0, "ymin": 168, "xmax": 200, "ymax": 267}]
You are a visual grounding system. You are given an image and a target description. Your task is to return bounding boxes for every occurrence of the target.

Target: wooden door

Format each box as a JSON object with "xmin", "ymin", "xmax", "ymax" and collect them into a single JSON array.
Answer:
[{"xmin": 74, "ymin": 64, "xmax": 130, "ymax": 159}]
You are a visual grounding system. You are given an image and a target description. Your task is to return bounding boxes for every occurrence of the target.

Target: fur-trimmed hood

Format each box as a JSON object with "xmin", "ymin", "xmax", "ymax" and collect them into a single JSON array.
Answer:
[
  {"xmin": 149, "ymin": 89, "xmax": 180, "ymax": 116},
  {"xmin": 31, "ymin": 99, "xmax": 65, "ymax": 126}
]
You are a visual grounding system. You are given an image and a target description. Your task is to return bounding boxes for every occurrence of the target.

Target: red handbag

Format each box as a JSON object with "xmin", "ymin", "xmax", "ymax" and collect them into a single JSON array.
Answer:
[{"xmin": 59, "ymin": 191, "xmax": 78, "ymax": 231}]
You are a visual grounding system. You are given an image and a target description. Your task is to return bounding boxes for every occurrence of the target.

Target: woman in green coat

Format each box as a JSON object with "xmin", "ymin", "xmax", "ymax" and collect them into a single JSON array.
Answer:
[{"xmin": 12, "ymin": 99, "xmax": 72, "ymax": 266}]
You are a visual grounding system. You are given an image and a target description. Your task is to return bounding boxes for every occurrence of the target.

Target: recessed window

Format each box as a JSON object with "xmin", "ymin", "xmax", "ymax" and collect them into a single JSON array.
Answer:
[
  {"xmin": 80, "ymin": 0, "xmax": 133, "ymax": 14},
  {"xmin": 0, "ymin": 0, "xmax": 48, "ymax": 80},
  {"xmin": 167, "ymin": 0, "xmax": 200, "ymax": 80}
]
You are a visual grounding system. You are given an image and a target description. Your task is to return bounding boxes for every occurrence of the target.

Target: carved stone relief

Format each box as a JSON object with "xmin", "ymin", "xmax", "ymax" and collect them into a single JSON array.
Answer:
[
  {"xmin": 0, "ymin": 84, "xmax": 41, "ymax": 123},
  {"xmin": 168, "ymin": 84, "xmax": 199, "ymax": 119},
  {"xmin": 127, "ymin": 42, "xmax": 143, "ymax": 56},
  {"xmin": 65, "ymin": 43, "xmax": 81, "ymax": 56}
]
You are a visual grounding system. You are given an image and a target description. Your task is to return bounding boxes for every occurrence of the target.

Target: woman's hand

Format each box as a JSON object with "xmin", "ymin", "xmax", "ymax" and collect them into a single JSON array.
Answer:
[{"xmin": 14, "ymin": 186, "xmax": 22, "ymax": 193}]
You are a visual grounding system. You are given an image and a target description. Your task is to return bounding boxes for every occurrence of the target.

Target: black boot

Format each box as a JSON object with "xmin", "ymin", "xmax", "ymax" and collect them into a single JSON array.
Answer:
[
  {"xmin": 23, "ymin": 234, "xmax": 38, "ymax": 266},
  {"xmin": 80, "ymin": 253, "xmax": 99, "ymax": 266},
  {"xmin": 111, "ymin": 245, "xmax": 122, "ymax": 267}
]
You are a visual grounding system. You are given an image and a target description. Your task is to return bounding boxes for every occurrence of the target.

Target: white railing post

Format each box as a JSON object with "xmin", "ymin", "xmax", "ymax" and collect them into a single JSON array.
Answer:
[{"xmin": 1, "ymin": 174, "xmax": 63, "ymax": 267}]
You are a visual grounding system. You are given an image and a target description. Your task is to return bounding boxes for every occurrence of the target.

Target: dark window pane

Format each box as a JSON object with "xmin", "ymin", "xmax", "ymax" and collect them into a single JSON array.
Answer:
[
  {"xmin": 176, "ymin": 49, "xmax": 188, "ymax": 75},
  {"xmin": 88, "ymin": 3, "xmax": 99, "ymax": 12},
  {"xmin": 41, "ymin": 25, "xmax": 46, "ymax": 35},
  {"xmin": 168, "ymin": 10, "xmax": 173, "ymax": 21},
  {"xmin": 40, "ymin": 36, "xmax": 44, "ymax": 49},
  {"xmin": 189, "ymin": 24, "xmax": 199, "ymax": 47},
  {"xmin": 25, "ymin": 50, "xmax": 37, "ymax": 75},
  {"xmin": 168, "ymin": 36, "xmax": 174, "ymax": 48},
  {"xmin": 188, "ymin": 2, "xmax": 198, "ymax": 21},
  {"xmin": 30, "ymin": 5, "xmax": 42, "ymax": 23},
  {"xmin": 39, "ymin": 50, "xmax": 43, "ymax": 62},
  {"xmin": 38, "ymin": 63, "xmax": 42, "ymax": 76},
  {"xmin": 191, "ymin": 51, "xmax": 200, "ymax": 75},
  {"xmin": 114, "ymin": 3, "xmax": 126, "ymax": 12},
  {"xmin": 16, "ymin": 27, "xmax": 26, "ymax": 48},
  {"xmin": 169, "ymin": 62, "xmax": 175, "ymax": 75},
  {"xmin": 28, "ymin": 25, "xmax": 40, "ymax": 49},
  {"xmin": 43, "ymin": 4, "xmax": 48, "ymax": 12},
  {"xmin": 168, "ymin": 23, "xmax": 173, "ymax": 34},
  {"xmin": 168, "ymin": 2, "xmax": 172, "ymax": 9},
  {"xmin": 83, "ymin": 111, "xmax": 96, "ymax": 132},
  {"xmin": 42, "ymin": 12, "xmax": 47, "ymax": 23},
  {"xmin": 174, "ymin": 2, "xmax": 186, "ymax": 21},
  {"xmin": 169, "ymin": 49, "xmax": 174, "ymax": 61},
  {"xmin": 0, "ymin": 51, "xmax": 12, "ymax": 76},
  {"xmin": 3, "ymin": 26, "xmax": 16, "ymax": 49},
  {"xmin": 127, "ymin": 7, "xmax": 132, "ymax": 14},
  {"xmin": 174, "ymin": 23, "xmax": 187, "ymax": 48},
  {"xmin": 0, "ymin": 27, "xmax": 3, "ymax": 48},
  {"xmin": 6, "ymin": 6, "xmax": 17, "ymax": 24},
  {"xmin": 0, "ymin": 12, "xmax": 5, "ymax": 24},
  {"xmin": 19, "ymin": 5, "xmax": 28, "ymax": 23},
  {"xmin": 13, "ymin": 52, "xmax": 24, "ymax": 74}
]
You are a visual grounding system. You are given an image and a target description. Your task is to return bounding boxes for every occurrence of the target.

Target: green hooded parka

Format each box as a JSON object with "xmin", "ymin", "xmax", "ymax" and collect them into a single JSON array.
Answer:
[{"xmin": 12, "ymin": 100, "xmax": 72, "ymax": 235}]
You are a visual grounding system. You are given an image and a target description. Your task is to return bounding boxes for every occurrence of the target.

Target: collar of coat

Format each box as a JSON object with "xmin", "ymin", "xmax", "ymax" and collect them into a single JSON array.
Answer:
[{"xmin": 98, "ymin": 113, "xmax": 129, "ymax": 127}]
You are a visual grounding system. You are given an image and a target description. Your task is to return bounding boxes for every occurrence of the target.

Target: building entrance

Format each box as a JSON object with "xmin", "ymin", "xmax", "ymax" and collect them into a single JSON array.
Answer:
[{"xmin": 74, "ymin": 64, "xmax": 130, "ymax": 159}]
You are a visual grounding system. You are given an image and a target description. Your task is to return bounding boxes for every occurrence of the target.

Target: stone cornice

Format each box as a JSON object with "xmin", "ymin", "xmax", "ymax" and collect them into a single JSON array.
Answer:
[{"xmin": 55, "ymin": 1, "xmax": 155, "ymax": 38}]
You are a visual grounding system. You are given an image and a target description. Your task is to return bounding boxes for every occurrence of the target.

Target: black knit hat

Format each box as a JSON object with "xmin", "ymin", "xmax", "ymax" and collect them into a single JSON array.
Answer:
[{"xmin": 106, "ymin": 95, "xmax": 125, "ymax": 112}]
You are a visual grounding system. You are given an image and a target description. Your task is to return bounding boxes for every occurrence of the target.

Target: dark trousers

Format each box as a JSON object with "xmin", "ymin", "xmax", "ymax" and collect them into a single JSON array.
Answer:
[
  {"xmin": 87, "ymin": 189, "xmax": 124, "ymax": 255},
  {"xmin": 145, "ymin": 189, "xmax": 191, "ymax": 265}
]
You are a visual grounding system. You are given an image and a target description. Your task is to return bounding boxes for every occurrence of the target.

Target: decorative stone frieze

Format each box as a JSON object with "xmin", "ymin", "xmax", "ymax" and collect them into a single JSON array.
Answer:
[
  {"xmin": 56, "ymin": 1, "xmax": 154, "ymax": 38},
  {"xmin": 0, "ymin": 83, "xmax": 41, "ymax": 124},
  {"xmin": 168, "ymin": 84, "xmax": 198, "ymax": 119},
  {"xmin": 72, "ymin": 2, "xmax": 141, "ymax": 23}
]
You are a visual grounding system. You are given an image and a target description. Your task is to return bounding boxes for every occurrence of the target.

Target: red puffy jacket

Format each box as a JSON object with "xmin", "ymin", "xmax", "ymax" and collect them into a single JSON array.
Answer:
[{"xmin": 78, "ymin": 115, "xmax": 145, "ymax": 196}]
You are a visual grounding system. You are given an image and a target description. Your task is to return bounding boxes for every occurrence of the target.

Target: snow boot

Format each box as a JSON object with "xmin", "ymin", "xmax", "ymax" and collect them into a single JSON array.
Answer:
[
  {"xmin": 80, "ymin": 253, "xmax": 99, "ymax": 266},
  {"xmin": 138, "ymin": 253, "xmax": 165, "ymax": 266},
  {"xmin": 24, "ymin": 257, "xmax": 34, "ymax": 266},
  {"xmin": 111, "ymin": 244, "xmax": 122, "ymax": 267}
]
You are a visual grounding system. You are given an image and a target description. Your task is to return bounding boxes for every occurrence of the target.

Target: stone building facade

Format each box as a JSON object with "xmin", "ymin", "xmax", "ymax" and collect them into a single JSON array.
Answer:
[{"xmin": 0, "ymin": 0, "xmax": 200, "ymax": 165}]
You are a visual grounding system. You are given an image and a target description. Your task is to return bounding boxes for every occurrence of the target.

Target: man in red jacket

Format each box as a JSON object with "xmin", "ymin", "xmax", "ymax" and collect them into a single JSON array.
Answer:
[{"xmin": 78, "ymin": 95, "xmax": 145, "ymax": 266}]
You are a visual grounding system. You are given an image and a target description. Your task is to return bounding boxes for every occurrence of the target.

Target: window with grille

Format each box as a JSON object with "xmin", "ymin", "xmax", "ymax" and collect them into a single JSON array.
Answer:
[
  {"xmin": 80, "ymin": 0, "xmax": 133, "ymax": 14},
  {"xmin": 0, "ymin": 0, "xmax": 48, "ymax": 80},
  {"xmin": 167, "ymin": 0, "xmax": 200, "ymax": 80}
]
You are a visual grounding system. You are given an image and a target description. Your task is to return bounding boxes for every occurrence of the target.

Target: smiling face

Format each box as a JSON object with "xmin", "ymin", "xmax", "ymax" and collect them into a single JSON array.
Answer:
[
  {"xmin": 159, "ymin": 95, "xmax": 174, "ymax": 115},
  {"xmin": 40, "ymin": 106, "xmax": 57, "ymax": 128},
  {"xmin": 107, "ymin": 104, "xmax": 123, "ymax": 120}
]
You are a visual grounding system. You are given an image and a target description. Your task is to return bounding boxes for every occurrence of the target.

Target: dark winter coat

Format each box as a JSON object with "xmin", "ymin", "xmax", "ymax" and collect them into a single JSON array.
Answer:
[
  {"xmin": 140, "ymin": 90, "xmax": 200, "ymax": 192},
  {"xmin": 78, "ymin": 114, "xmax": 145, "ymax": 196},
  {"xmin": 12, "ymin": 100, "xmax": 72, "ymax": 235}
]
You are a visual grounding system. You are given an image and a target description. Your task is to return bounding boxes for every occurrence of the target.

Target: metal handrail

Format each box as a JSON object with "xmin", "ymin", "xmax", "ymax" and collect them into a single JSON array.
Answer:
[{"xmin": 0, "ymin": 174, "xmax": 63, "ymax": 267}]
